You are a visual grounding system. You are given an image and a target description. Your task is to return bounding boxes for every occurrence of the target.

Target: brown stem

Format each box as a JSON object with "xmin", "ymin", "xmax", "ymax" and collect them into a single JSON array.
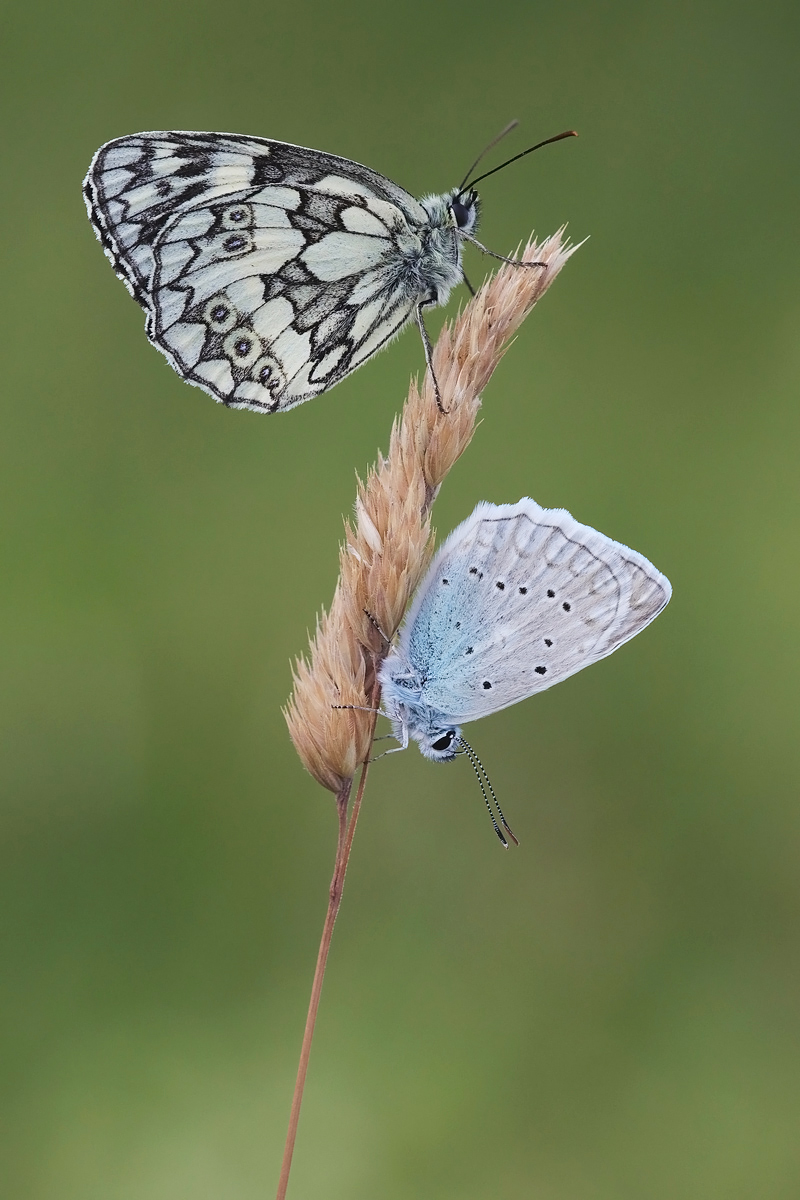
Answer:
[{"xmin": 275, "ymin": 692, "xmax": 379, "ymax": 1200}]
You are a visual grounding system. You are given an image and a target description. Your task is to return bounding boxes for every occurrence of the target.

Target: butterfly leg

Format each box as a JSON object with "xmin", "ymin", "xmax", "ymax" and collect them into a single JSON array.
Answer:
[
  {"xmin": 462, "ymin": 232, "xmax": 547, "ymax": 271},
  {"xmin": 367, "ymin": 744, "xmax": 407, "ymax": 762},
  {"xmin": 330, "ymin": 706, "xmax": 406, "ymax": 762},
  {"xmin": 415, "ymin": 301, "xmax": 447, "ymax": 414},
  {"xmin": 462, "ymin": 271, "xmax": 477, "ymax": 298},
  {"xmin": 366, "ymin": 722, "xmax": 410, "ymax": 762},
  {"xmin": 332, "ymin": 703, "xmax": 383, "ymax": 714},
  {"xmin": 363, "ymin": 608, "xmax": 393, "ymax": 649}
]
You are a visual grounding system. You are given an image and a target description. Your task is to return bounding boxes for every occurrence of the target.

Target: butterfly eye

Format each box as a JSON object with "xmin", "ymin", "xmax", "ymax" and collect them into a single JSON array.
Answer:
[
  {"xmin": 431, "ymin": 732, "xmax": 454, "ymax": 752},
  {"xmin": 451, "ymin": 199, "xmax": 474, "ymax": 229}
]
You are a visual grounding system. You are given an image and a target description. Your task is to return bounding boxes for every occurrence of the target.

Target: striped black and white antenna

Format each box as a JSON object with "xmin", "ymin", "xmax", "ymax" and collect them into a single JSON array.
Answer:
[{"xmin": 457, "ymin": 737, "xmax": 518, "ymax": 849}]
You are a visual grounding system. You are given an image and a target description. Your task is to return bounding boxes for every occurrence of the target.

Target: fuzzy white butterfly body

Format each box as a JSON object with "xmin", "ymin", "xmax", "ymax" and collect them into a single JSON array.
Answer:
[
  {"xmin": 83, "ymin": 131, "xmax": 479, "ymax": 412},
  {"xmin": 379, "ymin": 498, "xmax": 671, "ymax": 762}
]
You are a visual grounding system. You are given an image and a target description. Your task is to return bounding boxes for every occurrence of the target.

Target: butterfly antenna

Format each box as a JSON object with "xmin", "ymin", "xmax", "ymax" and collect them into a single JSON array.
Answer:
[
  {"xmin": 455, "ymin": 734, "xmax": 520, "ymax": 849},
  {"xmin": 458, "ymin": 738, "xmax": 518, "ymax": 848},
  {"xmin": 458, "ymin": 119, "xmax": 520, "ymax": 192},
  {"xmin": 332, "ymin": 704, "xmax": 383, "ymax": 714},
  {"xmin": 459, "ymin": 129, "xmax": 577, "ymax": 197}
]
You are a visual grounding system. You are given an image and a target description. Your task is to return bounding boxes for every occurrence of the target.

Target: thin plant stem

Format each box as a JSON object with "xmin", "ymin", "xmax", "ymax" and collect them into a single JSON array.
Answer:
[
  {"xmin": 281, "ymin": 231, "xmax": 578, "ymax": 1194},
  {"xmin": 275, "ymin": 691, "xmax": 380, "ymax": 1200}
]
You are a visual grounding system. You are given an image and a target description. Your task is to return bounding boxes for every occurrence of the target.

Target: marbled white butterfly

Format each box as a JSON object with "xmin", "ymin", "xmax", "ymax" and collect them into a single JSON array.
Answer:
[{"xmin": 84, "ymin": 128, "xmax": 574, "ymax": 414}]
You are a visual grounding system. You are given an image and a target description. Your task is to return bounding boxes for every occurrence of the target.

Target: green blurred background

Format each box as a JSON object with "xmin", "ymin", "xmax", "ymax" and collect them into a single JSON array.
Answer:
[{"xmin": 1, "ymin": 0, "xmax": 799, "ymax": 1196}]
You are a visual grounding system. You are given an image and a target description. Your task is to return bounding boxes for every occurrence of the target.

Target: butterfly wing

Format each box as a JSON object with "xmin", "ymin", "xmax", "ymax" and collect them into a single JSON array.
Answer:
[
  {"xmin": 84, "ymin": 132, "xmax": 429, "ymax": 410},
  {"xmin": 401, "ymin": 498, "xmax": 671, "ymax": 723}
]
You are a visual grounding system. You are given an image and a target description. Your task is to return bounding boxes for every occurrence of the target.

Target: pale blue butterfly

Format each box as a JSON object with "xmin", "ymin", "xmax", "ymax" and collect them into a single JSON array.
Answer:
[{"xmin": 377, "ymin": 497, "xmax": 671, "ymax": 844}]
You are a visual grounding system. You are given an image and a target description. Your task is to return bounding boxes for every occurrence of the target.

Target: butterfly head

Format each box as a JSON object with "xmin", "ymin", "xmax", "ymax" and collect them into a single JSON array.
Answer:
[
  {"xmin": 448, "ymin": 188, "xmax": 479, "ymax": 236},
  {"xmin": 417, "ymin": 725, "xmax": 461, "ymax": 763}
]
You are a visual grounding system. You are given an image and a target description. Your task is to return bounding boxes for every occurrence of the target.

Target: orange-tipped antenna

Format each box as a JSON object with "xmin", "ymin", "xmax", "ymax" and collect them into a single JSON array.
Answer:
[
  {"xmin": 457, "ymin": 737, "xmax": 519, "ymax": 847},
  {"xmin": 458, "ymin": 119, "xmax": 520, "ymax": 192},
  {"xmin": 459, "ymin": 129, "xmax": 577, "ymax": 196}
]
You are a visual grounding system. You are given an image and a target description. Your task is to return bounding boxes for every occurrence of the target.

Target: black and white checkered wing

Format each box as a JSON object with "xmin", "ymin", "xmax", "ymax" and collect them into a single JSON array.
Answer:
[{"xmin": 84, "ymin": 132, "xmax": 428, "ymax": 411}]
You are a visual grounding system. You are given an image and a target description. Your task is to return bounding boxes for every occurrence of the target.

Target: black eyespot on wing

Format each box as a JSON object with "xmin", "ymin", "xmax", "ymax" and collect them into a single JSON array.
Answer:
[
  {"xmin": 535, "ymin": 666, "xmax": 547, "ymax": 675},
  {"xmin": 251, "ymin": 157, "xmax": 285, "ymax": 186}
]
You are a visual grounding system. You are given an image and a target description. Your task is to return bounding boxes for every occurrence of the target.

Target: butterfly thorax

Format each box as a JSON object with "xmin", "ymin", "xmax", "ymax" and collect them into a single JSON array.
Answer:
[
  {"xmin": 379, "ymin": 653, "xmax": 462, "ymax": 762},
  {"xmin": 412, "ymin": 189, "xmax": 479, "ymax": 306}
]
